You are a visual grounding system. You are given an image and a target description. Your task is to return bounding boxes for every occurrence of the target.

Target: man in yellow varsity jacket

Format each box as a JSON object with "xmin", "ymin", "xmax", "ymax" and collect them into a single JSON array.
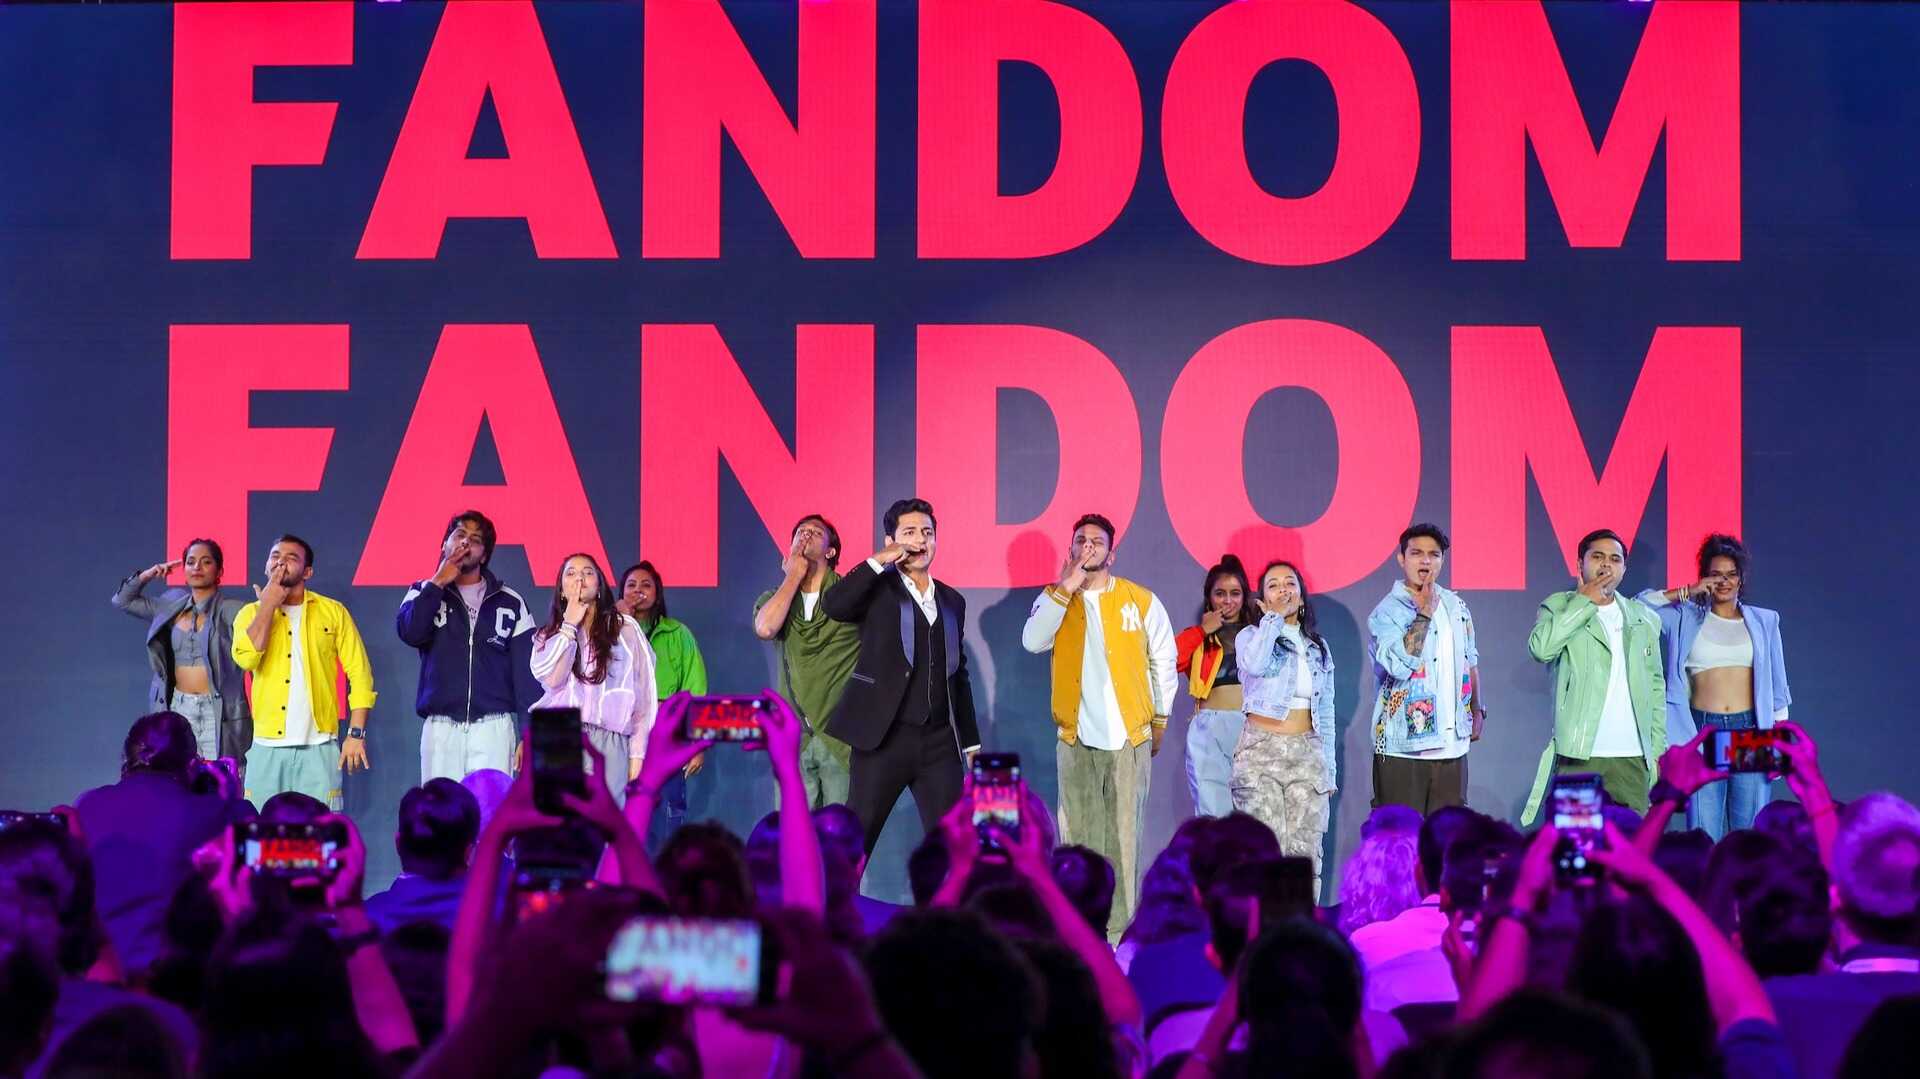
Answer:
[
  {"xmin": 1022, "ymin": 513, "xmax": 1177, "ymax": 938},
  {"xmin": 231, "ymin": 535, "xmax": 377, "ymax": 810}
]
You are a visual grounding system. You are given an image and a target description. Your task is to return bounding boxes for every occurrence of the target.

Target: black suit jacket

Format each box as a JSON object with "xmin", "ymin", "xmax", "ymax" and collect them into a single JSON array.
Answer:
[{"xmin": 821, "ymin": 559, "xmax": 980, "ymax": 753}]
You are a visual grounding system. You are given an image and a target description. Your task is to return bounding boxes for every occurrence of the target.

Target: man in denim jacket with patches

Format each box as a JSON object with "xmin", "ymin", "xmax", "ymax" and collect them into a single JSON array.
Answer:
[{"xmin": 1367, "ymin": 524, "xmax": 1484, "ymax": 814}]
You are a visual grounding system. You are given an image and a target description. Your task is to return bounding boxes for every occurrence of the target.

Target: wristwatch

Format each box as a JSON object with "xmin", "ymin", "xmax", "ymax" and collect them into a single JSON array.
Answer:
[
  {"xmin": 346, "ymin": 726, "xmax": 368, "ymax": 741},
  {"xmin": 1648, "ymin": 778, "xmax": 1688, "ymax": 808}
]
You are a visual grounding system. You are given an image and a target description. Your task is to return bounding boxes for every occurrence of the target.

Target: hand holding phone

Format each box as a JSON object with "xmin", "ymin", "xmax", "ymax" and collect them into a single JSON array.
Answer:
[
  {"xmin": 970, "ymin": 752, "xmax": 1021, "ymax": 849},
  {"xmin": 530, "ymin": 707, "xmax": 587, "ymax": 817},
  {"xmin": 1704, "ymin": 727, "xmax": 1789, "ymax": 774},
  {"xmin": 1549, "ymin": 773, "xmax": 1607, "ymax": 885},
  {"xmin": 235, "ymin": 819, "xmax": 348, "ymax": 879},
  {"xmin": 605, "ymin": 916, "xmax": 782, "ymax": 1006},
  {"xmin": 682, "ymin": 695, "xmax": 769, "ymax": 743}
]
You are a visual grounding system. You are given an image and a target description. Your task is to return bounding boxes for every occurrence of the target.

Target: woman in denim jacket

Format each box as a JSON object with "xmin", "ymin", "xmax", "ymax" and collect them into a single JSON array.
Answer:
[
  {"xmin": 1232, "ymin": 560, "xmax": 1338, "ymax": 893},
  {"xmin": 1638, "ymin": 533, "xmax": 1791, "ymax": 839}
]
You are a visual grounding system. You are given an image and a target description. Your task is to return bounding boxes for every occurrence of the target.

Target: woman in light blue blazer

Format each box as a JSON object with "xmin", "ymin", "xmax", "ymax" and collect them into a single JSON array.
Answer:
[{"xmin": 1639, "ymin": 534, "xmax": 1791, "ymax": 839}]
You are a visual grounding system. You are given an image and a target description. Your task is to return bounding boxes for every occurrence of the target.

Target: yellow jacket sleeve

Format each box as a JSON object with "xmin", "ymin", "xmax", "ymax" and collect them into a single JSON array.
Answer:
[
  {"xmin": 332, "ymin": 605, "xmax": 378, "ymax": 711},
  {"xmin": 230, "ymin": 602, "xmax": 265, "ymax": 671}
]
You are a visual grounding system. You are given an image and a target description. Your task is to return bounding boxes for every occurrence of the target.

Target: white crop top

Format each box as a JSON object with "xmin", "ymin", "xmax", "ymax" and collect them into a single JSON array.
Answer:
[
  {"xmin": 1685, "ymin": 613, "xmax": 1753, "ymax": 675},
  {"xmin": 1282, "ymin": 622, "xmax": 1314, "ymax": 710}
]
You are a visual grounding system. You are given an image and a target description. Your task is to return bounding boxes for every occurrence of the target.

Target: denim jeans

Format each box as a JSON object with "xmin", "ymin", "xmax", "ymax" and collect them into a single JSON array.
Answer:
[
  {"xmin": 1185, "ymin": 708, "xmax": 1244, "ymax": 817},
  {"xmin": 1687, "ymin": 708, "xmax": 1771, "ymax": 840},
  {"xmin": 169, "ymin": 689, "xmax": 222, "ymax": 762},
  {"xmin": 646, "ymin": 771, "xmax": 689, "ymax": 853}
]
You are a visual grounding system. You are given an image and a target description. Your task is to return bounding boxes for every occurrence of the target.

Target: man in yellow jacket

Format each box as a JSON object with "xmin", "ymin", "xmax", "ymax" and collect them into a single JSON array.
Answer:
[
  {"xmin": 1023, "ymin": 513, "xmax": 1177, "ymax": 938},
  {"xmin": 231, "ymin": 535, "xmax": 377, "ymax": 809}
]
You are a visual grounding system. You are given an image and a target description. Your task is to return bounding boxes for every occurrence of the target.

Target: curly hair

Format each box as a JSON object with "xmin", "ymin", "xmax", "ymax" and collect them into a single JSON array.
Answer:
[
  {"xmin": 1696, "ymin": 533, "xmax": 1750, "ymax": 597},
  {"xmin": 1337, "ymin": 828, "xmax": 1423, "ymax": 934}
]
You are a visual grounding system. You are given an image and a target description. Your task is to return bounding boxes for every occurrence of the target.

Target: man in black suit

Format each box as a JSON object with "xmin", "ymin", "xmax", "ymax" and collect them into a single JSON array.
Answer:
[{"xmin": 823, "ymin": 498, "xmax": 981, "ymax": 854}]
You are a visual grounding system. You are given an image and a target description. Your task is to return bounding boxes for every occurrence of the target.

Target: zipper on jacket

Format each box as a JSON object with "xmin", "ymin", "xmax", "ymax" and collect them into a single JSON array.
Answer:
[{"xmin": 463, "ymin": 580, "xmax": 489, "ymax": 725}]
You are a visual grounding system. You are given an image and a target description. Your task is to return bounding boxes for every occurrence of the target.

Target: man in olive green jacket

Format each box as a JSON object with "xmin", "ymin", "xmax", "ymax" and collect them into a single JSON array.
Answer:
[{"xmin": 1522, "ymin": 529, "xmax": 1667, "ymax": 822}]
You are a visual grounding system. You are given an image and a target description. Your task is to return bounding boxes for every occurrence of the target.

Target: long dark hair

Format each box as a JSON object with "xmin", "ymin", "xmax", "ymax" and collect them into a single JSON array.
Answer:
[
  {"xmin": 1260, "ymin": 560, "xmax": 1327, "ymax": 658},
  {"xmin": 1196, "ymin": 553, "xmax": 1256, "ymax": 632},
  {"xmin": 538, "ymin": 553, "xmax": 621, "ymax": 684},
  {"xmin": 620, "ymin": 560, "xmax": 668, "ymax": 621}
]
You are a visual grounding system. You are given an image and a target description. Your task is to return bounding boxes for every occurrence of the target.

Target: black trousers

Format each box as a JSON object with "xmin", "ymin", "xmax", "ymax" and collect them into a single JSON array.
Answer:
[
  {"xmin": 848, "ymin": 717, "xmax": 965, "ymax": 854},
  {"xmin": 1372, "ymin": 753, "xmax": 1468, "ymax": 815}
]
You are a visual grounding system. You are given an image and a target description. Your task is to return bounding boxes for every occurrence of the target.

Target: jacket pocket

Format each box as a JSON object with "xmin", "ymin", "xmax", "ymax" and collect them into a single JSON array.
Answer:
[{"xmin": 848, "ymin": 671, "xmax": 875, "ymax": 685}]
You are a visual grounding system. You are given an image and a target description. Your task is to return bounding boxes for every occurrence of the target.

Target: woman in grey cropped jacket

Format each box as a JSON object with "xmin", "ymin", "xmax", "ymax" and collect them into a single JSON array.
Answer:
[
  {"xmin": 1638, "ymin": 533, "xmax": 1791, "ymax": 839},
  {"xmin": 111, "ymin": 538, "xmax": 251, "ymax": 763}
]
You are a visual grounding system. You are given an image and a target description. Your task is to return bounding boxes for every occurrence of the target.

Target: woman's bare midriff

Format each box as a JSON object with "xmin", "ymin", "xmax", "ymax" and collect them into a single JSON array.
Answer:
[
  {"xmin": 1246, "ymin": 708, "xmax": 1313, "ymax": 736},
  {"xmin": 1690, "ymin": 666, "xmax": 1754, "ymax": 715},
  {"xmin": 173, "ymin": 665, "xmax": 212, "ymax": 695},
  {"xmin": 1202, "ymin": 683, "xmax": 1243, "ymax": 713}
]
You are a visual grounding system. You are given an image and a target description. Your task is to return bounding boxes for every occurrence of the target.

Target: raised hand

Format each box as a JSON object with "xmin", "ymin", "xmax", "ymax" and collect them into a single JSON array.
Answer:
[
  {"xmin": 783, "ymin": 531, "xmax": 813, "ymax": 579},
  {"xmin": 995, "ymin": 782, "xmax": 1049, "ymax": 881},
  {"xmin": 490, "ymin": 750, "xmax": 568, "ymax": 841},
  {"xmin": 1415, "ymin": 584, "xmax": 1439, "ymax": 617},
  {"xmin": 1658, "ymin": 727, "xmax": 1724, "ymax": 797},
  {"xmin": 254, "ymin": 573, "xmax": 291, "ymax": 610},
  {"xmin": 143, "ymin": 558, "xmax": 181, "ymax": 582},
  {"xmin": 1588, "ymin": 822, "xmax": 1663, "ymax": 891},
  {"xmin": 432, "ymin": 536, "xmax": 472, "ymax": 586},
  {"xmin": 874, "ymin": 542, "xmax": 911, "ymax": 567},
  {"xmin": 192, "ymin": 825, "xmax": 254, "ymax": 921},
  {"xmin": 563, "ymin": 581, "xmax": 592, "ymax": 627},
  {"xmin": 937, "ymin": 782, "xmax": 982, "ymax": 879},
  {"xmin": 1199, "ymin": 608, "xmax": 1224, "ymax": 637},
  {"xmin": 632, "ymin": 692, "xmax": 707, "ymax": 799},
  {"xmin": 320, "ymin": 813, "xmax": 368, "ymax": 910},
  {"xmin": 1509, "ymin": 824, "xmax": 1559, "ymax": 913},
  {"xmin": 1058, "ymin": 553, "xmax": 1091, "ymax": 595},
  {"xmin": 1772, "ymin": 720, "xmax": 1827, "ymax": 798},
  {"xmin": 560, "ymin": 736, "xmax": 631, "ymax": 840},
  {"xmin": 758, "ymin": 691, "xmax": 806, "ymax": 771},
  {"xmin": 1576, "ymin": 571, "xmax": 1612, "ymax": 604}
]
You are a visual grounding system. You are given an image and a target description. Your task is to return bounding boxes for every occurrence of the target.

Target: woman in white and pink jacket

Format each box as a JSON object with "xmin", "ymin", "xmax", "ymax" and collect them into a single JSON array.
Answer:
[{"xmin": 530, "ymin": 553, "xmax": 657, "ymax": 805}]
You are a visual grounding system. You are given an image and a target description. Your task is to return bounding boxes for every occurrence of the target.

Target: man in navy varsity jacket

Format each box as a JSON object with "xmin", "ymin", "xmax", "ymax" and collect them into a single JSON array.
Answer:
[{"xmin": 396, "ymin": 511, "xmax": 542, "ymax": 782}]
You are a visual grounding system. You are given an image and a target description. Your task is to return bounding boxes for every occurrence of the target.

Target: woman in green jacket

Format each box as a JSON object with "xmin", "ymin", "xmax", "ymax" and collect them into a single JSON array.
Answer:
[{"xmin": 619, "ymin": 561, "xmax": 708, "ymax": 838}]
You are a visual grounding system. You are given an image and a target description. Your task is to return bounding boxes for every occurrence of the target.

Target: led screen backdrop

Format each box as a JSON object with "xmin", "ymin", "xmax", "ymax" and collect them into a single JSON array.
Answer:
[{"xmin": 2, "ymin": 0, "xmax": 1914, "ymax": 896}]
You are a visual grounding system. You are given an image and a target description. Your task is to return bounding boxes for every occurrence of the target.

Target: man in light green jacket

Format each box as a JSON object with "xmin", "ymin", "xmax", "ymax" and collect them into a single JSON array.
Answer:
[{"xmin": 1523, "ymin": 528, "xmax": 1667, "ymax": 822}]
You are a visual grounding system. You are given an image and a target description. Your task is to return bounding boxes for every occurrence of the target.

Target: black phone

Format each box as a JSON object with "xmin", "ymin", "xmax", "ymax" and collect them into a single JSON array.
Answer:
[
  {"xmin": 509, "ymin": 868, "xmax": 592, "ymax": 923},
  {"xmin": 509, "ymin": 822, "xmax": 602, "ymax": 922},
  {"xmin": 971, "ymin": 752, "xmax": 1021, "ymax": 847},
  {"xmin": 530, "ymin": 707, "xmax": 587, "ymax": 816},
  {"xmin": 235, "ymin": 820, "xmax": 347, "ymax": 878},
  {"xmin": 682, "ymin": 694, "xmax": 769, "ymax": 742},
  {"xmin": 605, "ymin": 916, "xmax": 783, "ymax": 1006},
  {"xmin": 0, "ymin": 810, "xmax": 63, "ymax": 830},
  {"xmin": 1705, "ymin": 727, "xmax": 1788, "ymax": 774},
  {"xmin": 1550, "ymin": 773, "xmax": 1607, "ymax": 885}
]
